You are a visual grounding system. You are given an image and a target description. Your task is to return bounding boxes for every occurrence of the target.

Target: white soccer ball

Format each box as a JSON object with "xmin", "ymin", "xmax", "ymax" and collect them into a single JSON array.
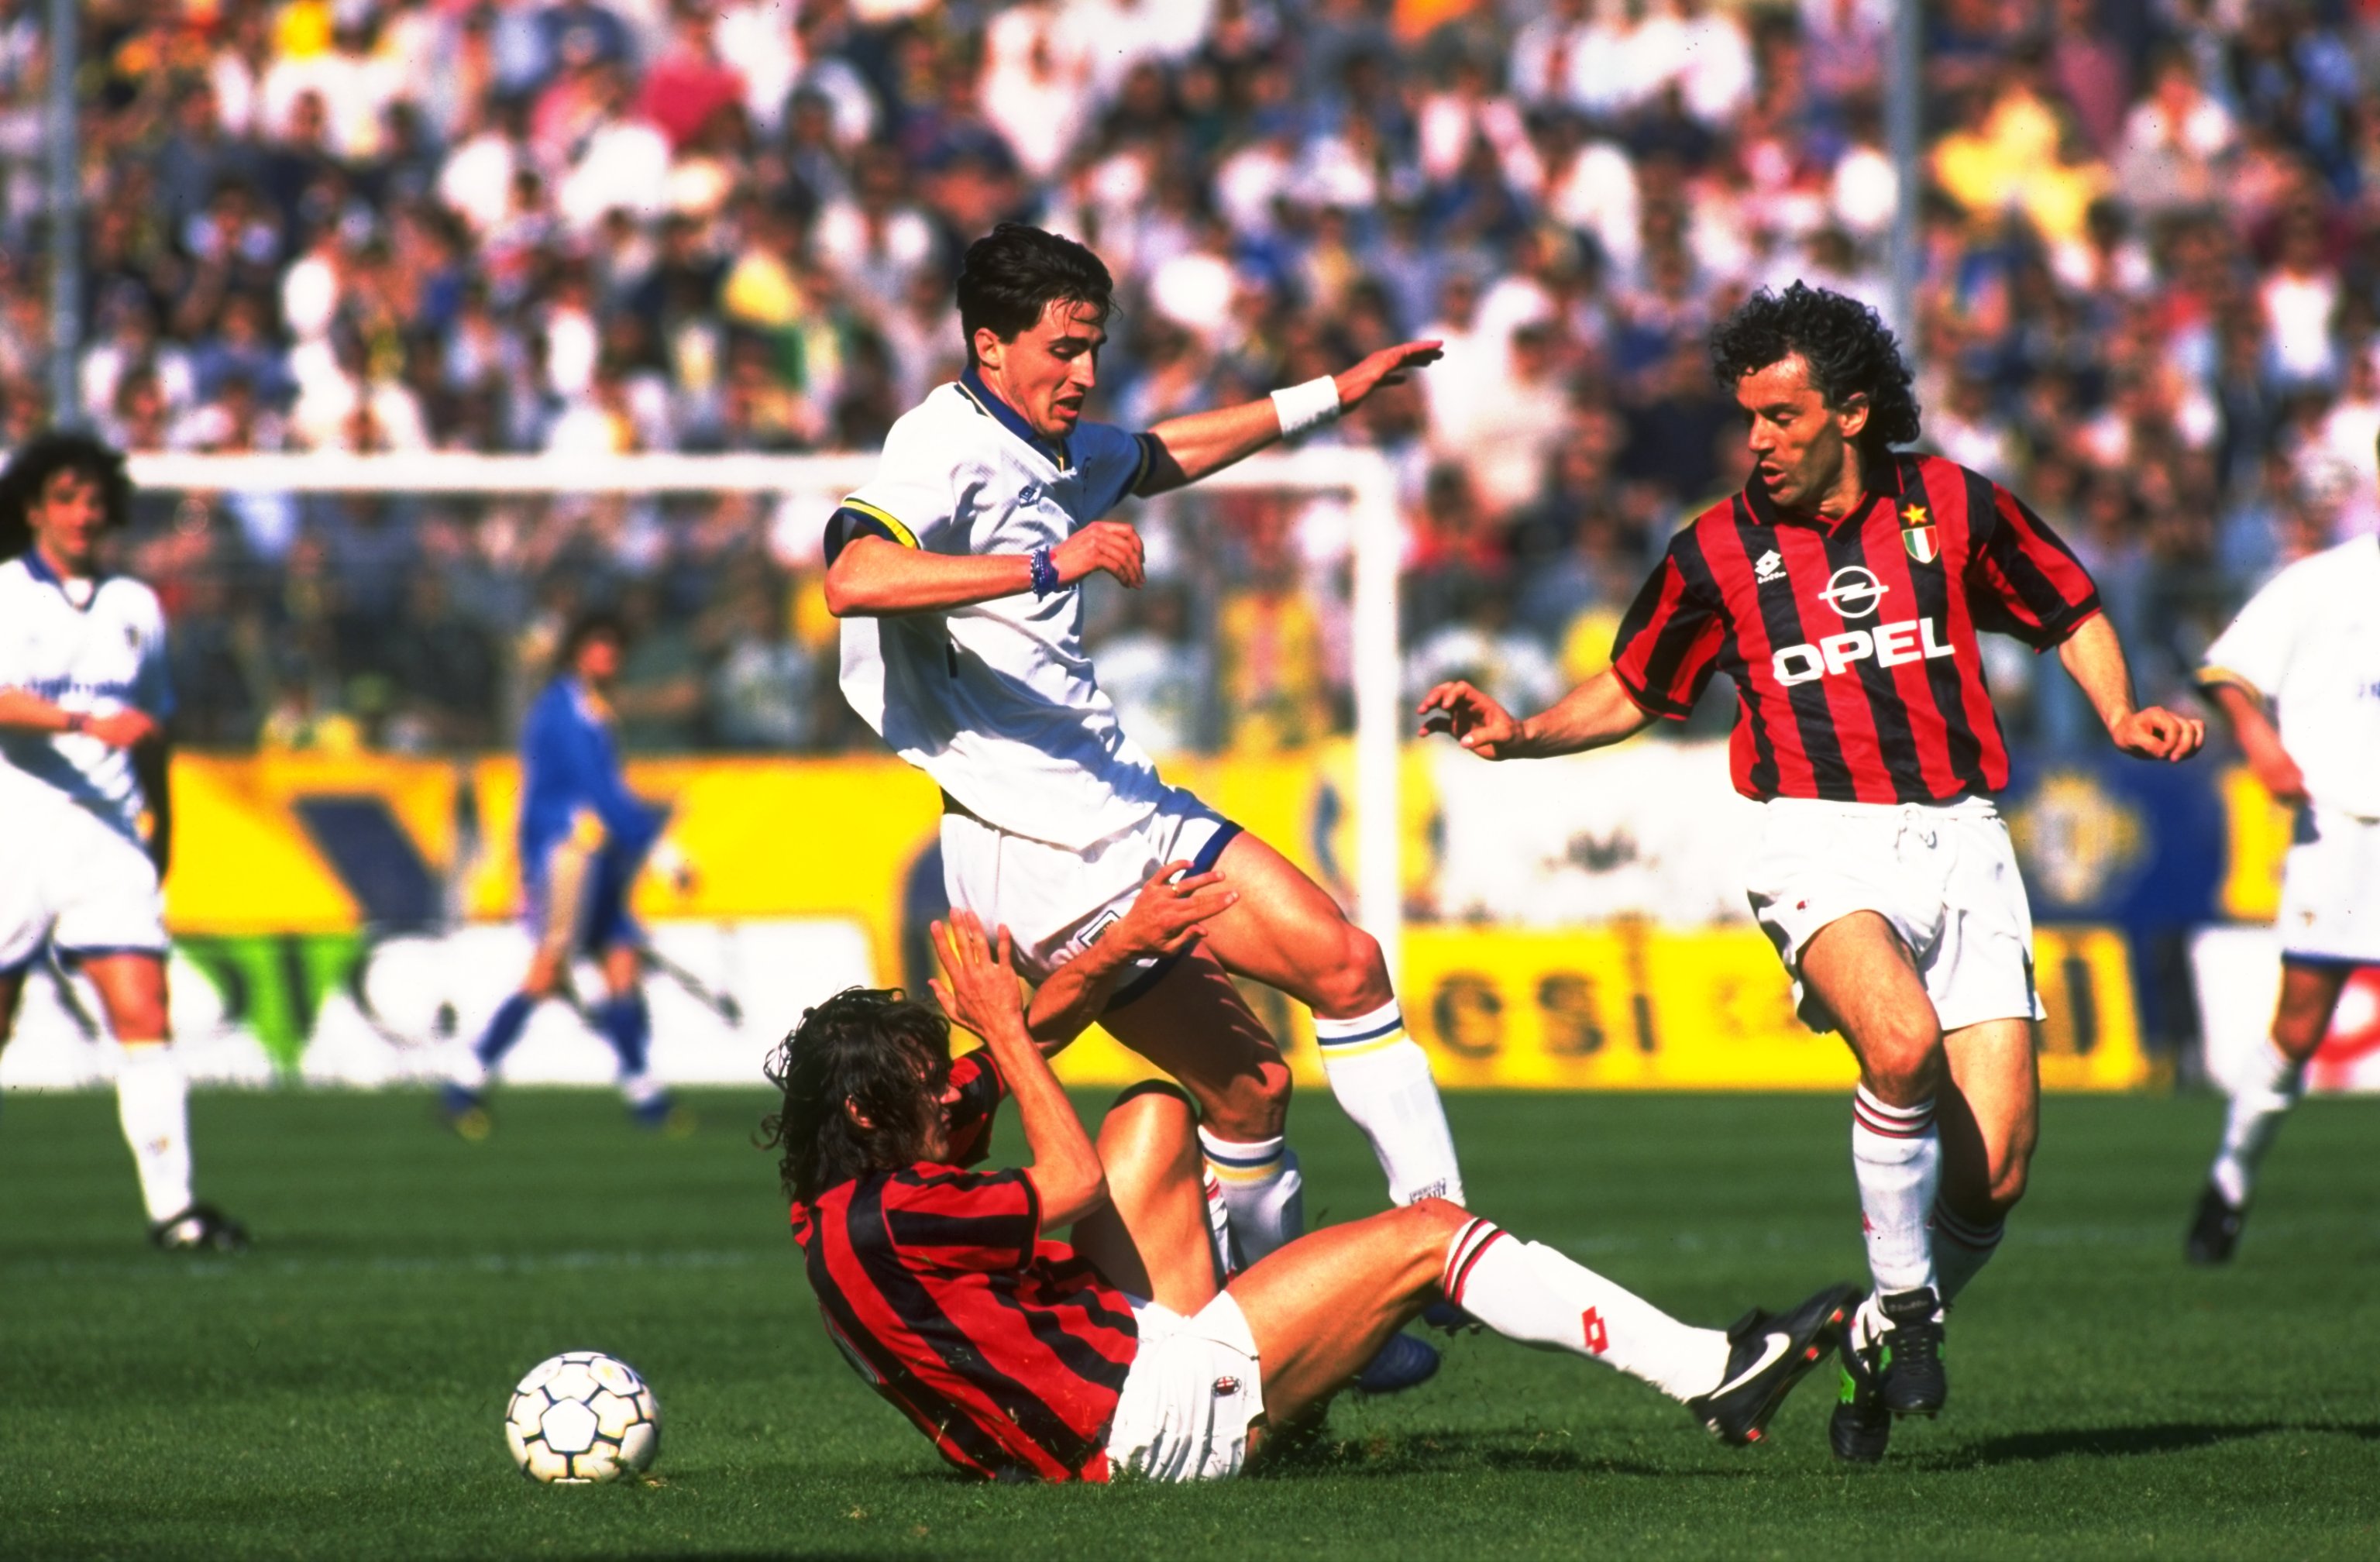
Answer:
[{"xmin": 504, "ymin": 1351, "xmax": 661, "ymax": 1484}]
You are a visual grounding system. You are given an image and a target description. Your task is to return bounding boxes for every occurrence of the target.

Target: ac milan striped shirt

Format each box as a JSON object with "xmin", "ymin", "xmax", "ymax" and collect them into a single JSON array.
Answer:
[
  {"xmin": 789, "ymin": 1054, "xmax": 1137, "ymax": 1482},
  {"xmin": 1611, "ymin": 454, "xmax": 2101, "ymax": 803}
]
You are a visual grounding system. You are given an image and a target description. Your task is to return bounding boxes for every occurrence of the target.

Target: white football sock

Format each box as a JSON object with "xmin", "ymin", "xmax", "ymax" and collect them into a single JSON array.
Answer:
[
  {"xmin": 1441, "ymin": 1217, "xmax": 1730, "ymax": 1401},
  {"xmin": 1197, "ymin": 1127, "xmax": 1304, "ymax": 1266},
  {"xmin": 2210, "ymin": 1037, "xmax": 2304, "ymax": 1206},
  {"xmin": 1931, "ymin": 1199, "xmax": 2004, "ymax": 1304},
  {"xmin": 1200, "ymin": 1168, "xmax": 1236, "ymax": 1279},
  {"xmin": 115, "ymin": 1043, "xmax": 195, "ymax": 1224},
  {"xmin": 1852, "ymin": 1086, "xmax": 1940, "ymax": 1296},
  {"xmin": 1313, "ymin": 1000, "xmax": 1465, "ymax": 1206}
]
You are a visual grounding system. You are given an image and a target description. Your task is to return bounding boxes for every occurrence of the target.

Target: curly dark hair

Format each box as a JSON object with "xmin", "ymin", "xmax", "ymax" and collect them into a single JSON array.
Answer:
[
  {"xmin": 955, "ymin": 222, "xmax": 1114, "ymax": 364},
  {"xmin": 0, "ymin": 429, "xmax": 133, "ymax": 559},
  {"xmin": 760, "ymin": 987, "xmax": 954, "ymax": 1203},
  {"xmin": 1708, "ymin": 284, "xmax": 1921, "ymax": 456}
]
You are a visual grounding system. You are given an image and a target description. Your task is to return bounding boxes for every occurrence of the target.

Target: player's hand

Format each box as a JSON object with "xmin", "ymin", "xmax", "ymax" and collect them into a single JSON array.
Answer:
[
  {"xmin": 929, "ymin": 913, "xmax": 1030, "ymax": 1044},
  {"xmin": 1102, "ymin": 860, "xmax": 1239, "ymax": 964},
  {"xmin": 1333, "ymin": 339, "xmax": 1444, "ymax": 409},
  {"xmin": 1050, "ymin": 521, "xmax": 1144, "ymax": 590},
  {"xmin": 1417, "ymin": 680, "xmax": 1527, "ymax": 760},
  {"xmin": 81, "ymin": 709, "xmax": 160, "ymax": 748},
  {"xmin": 2110, "ymin": 705, "xmax": 2204, "ymax": 763}
]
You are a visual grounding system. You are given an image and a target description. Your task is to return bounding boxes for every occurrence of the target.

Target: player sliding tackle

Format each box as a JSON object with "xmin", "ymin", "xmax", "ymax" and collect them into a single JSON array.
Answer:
[
  {"xmin": 824, "ymin": 222, "xmax": 1463, "ymax": 1389},
  {"xmin": 767, "ymin": 907, "xmax": 1858, "ymax": 1483}
]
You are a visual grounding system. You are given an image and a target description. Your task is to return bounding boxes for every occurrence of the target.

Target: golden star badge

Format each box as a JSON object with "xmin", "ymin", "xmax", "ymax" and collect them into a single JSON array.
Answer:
[{"xmin": 1901, "ymin": 504, "xmax": 1928, "ymax": 528}]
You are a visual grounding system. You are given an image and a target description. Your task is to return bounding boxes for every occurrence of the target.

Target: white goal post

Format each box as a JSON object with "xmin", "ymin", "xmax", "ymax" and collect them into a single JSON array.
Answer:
[{"xmin": 127, "ymin": 448, "xmax": 1409, "ymax": 978}]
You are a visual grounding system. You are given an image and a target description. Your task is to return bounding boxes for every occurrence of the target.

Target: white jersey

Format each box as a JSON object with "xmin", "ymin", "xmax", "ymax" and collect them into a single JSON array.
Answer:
[
  {"xmin": 837, "ymin": 373, "xmax": 1164, "ymax": 850},
  {"xmin": 0, "ymin": 552, "xmax": 174, "ymax": 844},
  {"xmin": 2200, "ymin": 535, "xmax": 2380, "ymax": 819}
]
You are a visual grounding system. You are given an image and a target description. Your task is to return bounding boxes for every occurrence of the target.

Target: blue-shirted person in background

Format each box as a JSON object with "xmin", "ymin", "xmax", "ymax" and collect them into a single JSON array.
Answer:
[{"xmin": 442, "ymin": 611, "xmax": 690, "ymax": 1137}]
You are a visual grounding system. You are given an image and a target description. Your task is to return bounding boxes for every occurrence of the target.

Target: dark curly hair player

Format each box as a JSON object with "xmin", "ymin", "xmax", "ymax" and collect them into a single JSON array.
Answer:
[
  {"xmin": 0, "ymin": 428, "xmax": 246, "ymax": 1253},
  {"xmin": 1419, "ymin": 280, "xmax": 2207, "ymax": 1464},
  {"xmin": 759, "ymin": 903, "xmax": 1857, "ymax": 1483}
]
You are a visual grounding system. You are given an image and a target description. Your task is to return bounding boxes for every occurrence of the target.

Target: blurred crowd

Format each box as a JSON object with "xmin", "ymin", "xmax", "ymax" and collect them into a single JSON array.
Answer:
[{"xmin": 7, "ymin": 0, "xmax": 2379, "ymax": 755}]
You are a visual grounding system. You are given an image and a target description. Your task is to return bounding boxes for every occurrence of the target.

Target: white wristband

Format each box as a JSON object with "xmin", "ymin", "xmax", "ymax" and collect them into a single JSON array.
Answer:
[{"xmin": 1270, "ymin": 376, "xmax": 1342, "ymax": 439}]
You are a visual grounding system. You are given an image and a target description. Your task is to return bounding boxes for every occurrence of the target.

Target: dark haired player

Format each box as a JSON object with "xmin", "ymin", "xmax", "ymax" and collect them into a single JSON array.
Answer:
[
  {"xmin": 442, "ymin": 612, "xmax": 691, "ymax": 1136},
  {"xmin": 824, "ymin": 222, "xmax": 1457, "ymax": 1389},
  {"xmin": 0, "ymin": 431, "xmax": 246, "ymax": 1250},
  {"xmin": 766, "ymin": 907, "xmax": 1857, "ymax": 1482},
  {"xmin": 1420, "ymin": 284, "xmax": 2204, "ymax": 1460}
]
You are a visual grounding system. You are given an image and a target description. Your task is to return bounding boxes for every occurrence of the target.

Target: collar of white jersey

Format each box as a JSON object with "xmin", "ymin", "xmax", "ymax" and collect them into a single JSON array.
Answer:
[
  {"xmin": 18, "ymin": 545, "xmax": 105, "ymax": 609},
  {"xmin": 955, "ymin": 366, "xmax": 1073, "ymax": 473}
]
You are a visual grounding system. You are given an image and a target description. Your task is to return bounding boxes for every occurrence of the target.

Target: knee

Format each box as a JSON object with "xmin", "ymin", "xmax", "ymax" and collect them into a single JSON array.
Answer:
[
  {"xmin": 1859, "ymin": 1021, "xmax": 1944, "ymax": 1103},
  {"xmin": 1309, "ymin": 925, "xmax": 1391, "ymax": 1018},
  {"xmin": 1985, "ymin": 1142, "xmax": 2031, "ymax": 1214},
  {"xmin": 1198, "ymin": 1061, "xmax": 1291, "ymax": 1142}
]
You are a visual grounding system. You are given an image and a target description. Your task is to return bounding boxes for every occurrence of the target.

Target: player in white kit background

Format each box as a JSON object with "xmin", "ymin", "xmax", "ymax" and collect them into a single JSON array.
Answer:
[
  {"xmin": 825, "ymin": 223, "xmax": 1458, "ymax": 1388},
  {"xmin": 0, "ymin": 431, "xmax": 246, "ymax": 1251},
  {"xmin": 2186, "ymin": 522, "xmax": 2380, "ymax": 1263}
]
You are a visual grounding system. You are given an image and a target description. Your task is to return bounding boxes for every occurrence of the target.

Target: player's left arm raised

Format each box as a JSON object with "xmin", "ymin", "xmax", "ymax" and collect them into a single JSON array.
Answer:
[
  {"xmin": 1133, "ymin": 340, "xmax": 1443, "ymax": 496},
  {"xmin": 2058, "ymin": 611, "xmax": 2204, "ymax": 762}
]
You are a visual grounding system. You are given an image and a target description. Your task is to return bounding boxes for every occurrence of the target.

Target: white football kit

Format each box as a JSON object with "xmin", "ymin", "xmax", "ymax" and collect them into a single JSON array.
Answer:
[
  {"xmin": 2201, "ymin": 535, "xmax": 2380, "ymax": 965},
  {"xmin": 837, "ymin": 372, "xmax": 1234, "ymax": 984},
  {"xmin": 0, "ymin": 551, "xmax": 175, "ymax": 973}
]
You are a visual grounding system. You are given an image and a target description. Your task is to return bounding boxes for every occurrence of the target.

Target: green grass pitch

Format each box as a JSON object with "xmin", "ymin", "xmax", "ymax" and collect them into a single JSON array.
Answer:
[{"xmin": 4, "ymin": 1086, "xmax": 2376, "ymax": 1560}]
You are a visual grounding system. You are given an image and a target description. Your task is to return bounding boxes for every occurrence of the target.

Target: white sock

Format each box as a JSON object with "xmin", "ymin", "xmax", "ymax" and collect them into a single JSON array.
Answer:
[
  {"xmin": 1200, "ymin": 1168, "xmax": 1236, "ymax": 1279},
  {"xmin": 115, "ymin": 1043, "xmax": 195, "ymax": 1224},
  {"xmin": 1313, "ymin": 1000, "xmax": 1465, "ymax": 1206},
  {"xmin": 1852, "ymin": 1086, "xmax": 1939, "ymax": 1296},
  {"xmin": 1931, "ymin": 1199, "xmax": 2004, "ymax": 1303},
  {"xmin": 1197, "ymin": 1128, "xmax": 1304, "ymax": 1266},
  {"xmin": 1442, "ymin": 1217, "xmax": 1730, "ymax": 1401},
  {"xmin": 2210, "ymin": 1037, "xmax": 2304, "ymax": 1206}
]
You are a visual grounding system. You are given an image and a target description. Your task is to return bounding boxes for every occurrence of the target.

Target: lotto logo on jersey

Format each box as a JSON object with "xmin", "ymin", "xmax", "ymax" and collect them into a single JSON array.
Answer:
[{"xmin": 1771, "ymin": 617, "xmax": 1956, "ymax": 685}]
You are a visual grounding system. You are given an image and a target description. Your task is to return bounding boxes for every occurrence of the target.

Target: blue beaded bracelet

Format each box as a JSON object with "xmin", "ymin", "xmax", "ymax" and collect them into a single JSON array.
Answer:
[{"xmin": 1030, "ymin": 545, "xmax": 1061, "ymax": 596}]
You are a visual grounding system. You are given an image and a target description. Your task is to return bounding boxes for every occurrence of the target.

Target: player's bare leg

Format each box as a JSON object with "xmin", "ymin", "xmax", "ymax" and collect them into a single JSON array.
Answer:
[
  {"xmin": 1799, "ymin": 913, "xmax": 1948, "ymax": 1423},
  {"xmin": 2190, "ymin": 958, "xmax": 2351, "ymax": 1264},
  {"xmin": 1068, "ymin": 1084, "xmax": 1226, "ymax": 1312},
  {"xmin": 1193, "ymin": 831, "xmax": 1465, "ymax": 1211},
  {"xmin": 79, "ymin": 952, "xmax": 243, "ymax": 1251},
  {"xmin": 1936, "ymin": 1017, "xmax": 2038, "ymax": 1293}
]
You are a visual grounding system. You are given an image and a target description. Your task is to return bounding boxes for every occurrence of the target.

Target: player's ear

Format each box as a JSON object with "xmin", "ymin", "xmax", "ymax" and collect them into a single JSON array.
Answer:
[
  {"xmin": 972, "ymin": 325, "xmax": 1006, "ymax": 372},
  {"xmin": 1835, "ymin": 391, "xmax": 1872, "ymax": 441},
  {"xmin": 841, "ymin": 1097, "xmax": 875, "ymax": 1132}
]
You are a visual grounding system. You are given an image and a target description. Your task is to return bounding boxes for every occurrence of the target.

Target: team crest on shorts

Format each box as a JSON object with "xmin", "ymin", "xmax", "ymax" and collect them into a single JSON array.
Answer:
[
  {"xmin": 1212, "ymin": 1375, "xmax": 1242, "ymax": 1398},
  {"xmin": 1900, "ymin": 504, "xmax": 1938, "ymax": 564}
]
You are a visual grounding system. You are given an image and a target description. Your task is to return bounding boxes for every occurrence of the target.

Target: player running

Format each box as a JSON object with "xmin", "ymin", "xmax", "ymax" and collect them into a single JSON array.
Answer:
[
  {"xmin": 442, "ymin": 611, "xmax": 690, "ymax": 1137},
  {"xmin": 2184, "ymin": 523, "xmax": 2380, "ymax": 1263},
  {"xmin": 0, "ymin": 431, "xmax": 246, "ymax": 1251},
  {"xmin": 1419, "ymin": 284, "xmax": 2204, "ymax": 1461},
  {"xmin": 768, "ymin": 906, "xmax": 1857, "ymax": 1482},
  {"xmin": 824, "ymin": 222, "xmax": 1461, "ymax": 1388}
]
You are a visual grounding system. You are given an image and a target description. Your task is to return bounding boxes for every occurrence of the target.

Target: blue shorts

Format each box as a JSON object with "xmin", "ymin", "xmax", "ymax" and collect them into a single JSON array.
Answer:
[{"xmin": 522, "ymin": 845, "xmax": 642, "ymax": 956}]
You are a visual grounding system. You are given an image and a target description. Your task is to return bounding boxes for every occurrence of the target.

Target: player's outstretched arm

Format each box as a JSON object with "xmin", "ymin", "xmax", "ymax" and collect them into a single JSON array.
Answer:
[
  {"xmin": 931, "ymin": 913, "xmax": 1109, "ymax": 1230},
  {"xmin": 2199, "ymin": 678, "xmax": 2305, "ymax": 803},
  {"xmin": 1023, "ymin": 862, "xmax": 1239, "ymax": 1050},
  {"xmin": 824, "ymin": 526, "xmax": 1146, "ymax": 617},
  {"xmin": 0, "ymin": 688, "xmax": 160, "ymax": 747},
  {"xmin": 1135, "ymin": 340, "xmax": 1443, "ymax": 497},
  {"xmin": 1417, "ymin": 668, "xmax": 1656, "ymax": 761},
  {"xmin": 2056, "ymin": 613, "xmax": 2205, "ymax": 762}
]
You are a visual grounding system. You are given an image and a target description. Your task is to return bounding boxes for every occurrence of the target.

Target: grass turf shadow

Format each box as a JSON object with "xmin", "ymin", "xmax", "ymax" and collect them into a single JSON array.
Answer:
[
  {"xmin": 1243, "ymin": 1426, "xmax": 1749, "ymax": 1481},
  {"xmin": 1917, "ymin": 1420, "xmax": 2380, "ymax": 1470}
]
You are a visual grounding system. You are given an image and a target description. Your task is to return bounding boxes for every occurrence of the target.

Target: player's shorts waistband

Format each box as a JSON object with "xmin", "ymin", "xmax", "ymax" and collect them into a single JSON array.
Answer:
[{"xmin": 1763, "ymin": 794, "xmax": 1999, "ymax": 824}]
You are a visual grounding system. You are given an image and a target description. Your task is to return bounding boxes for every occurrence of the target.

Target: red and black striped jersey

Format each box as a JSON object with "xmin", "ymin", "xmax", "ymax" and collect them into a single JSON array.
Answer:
[
  {"xmin": 789, "ymin": 1055, "xmax": 1137, "ymax": 1483},
  {"xmin": 1611, "ymin": 453, "xmax": 2100, "ymax": 803}
]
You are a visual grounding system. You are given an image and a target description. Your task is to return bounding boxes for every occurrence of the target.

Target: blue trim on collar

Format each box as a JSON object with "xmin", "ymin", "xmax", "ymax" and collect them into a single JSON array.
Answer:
[
  {"xmin": 958, "ymin": 367, "xmax": 1069, "ymax": 470},
  {"xmin": 19, "ymin": 546, "xmax": 105, "ymax": 608}
]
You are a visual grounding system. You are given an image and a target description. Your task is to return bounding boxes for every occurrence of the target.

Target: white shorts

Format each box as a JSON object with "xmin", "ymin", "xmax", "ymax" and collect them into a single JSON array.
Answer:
[
  {"xmin": 941, "ymin": 785, "xmax": 1239, "ymax": 992},
  {"xmin": 2278, "ymin": 806, "xmax": 2380, "ymax": 967},
  {"xmin": 1745, "ymin": 796, "xmax": 2045, "ymax": 1034},
  {"xmin": 1102, "ymin": 1290, "xmax": 1264, "ymax": 1484},
  {"xmin": 0, "ymin": 801, "xmax": 168, "ymax": 976}
]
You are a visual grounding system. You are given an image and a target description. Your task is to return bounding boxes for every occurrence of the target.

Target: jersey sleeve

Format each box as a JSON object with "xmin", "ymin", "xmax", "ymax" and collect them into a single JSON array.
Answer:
[
  {"xmin": 132, "ymin": 594, "xmax": 176, "ymax": 724},
  {"xmin": 2199, "ymin": 561, "xmax": 2306, "ymax": 701},
  {"xmin": 830, "ymin": 411, "xmax": 962, "ymax": 560},
  {"xmin": 881, "ymin": 1165, "xmax": 1041, "ymax": 1273},
  {"xmin": 1070, "ymin": 421, "xmax": 1156, "ymax": 520},
  {"xmin": 1610, "ymin": 535, "xmax": 1727, "ymax": 718},
  {"xmin": 942, "ymin": 1050, "xmax": 1007, "ymax": 1170},
  {"xmin": 1965, "ymin": 480, "xmax": 2103, "ymax": 651}
]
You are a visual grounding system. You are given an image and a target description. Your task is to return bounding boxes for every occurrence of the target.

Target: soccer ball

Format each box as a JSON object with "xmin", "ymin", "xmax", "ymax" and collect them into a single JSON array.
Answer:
[{"xmin": 504, "ymin": 1351, "xmax": 661, "ymax": 1483}]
